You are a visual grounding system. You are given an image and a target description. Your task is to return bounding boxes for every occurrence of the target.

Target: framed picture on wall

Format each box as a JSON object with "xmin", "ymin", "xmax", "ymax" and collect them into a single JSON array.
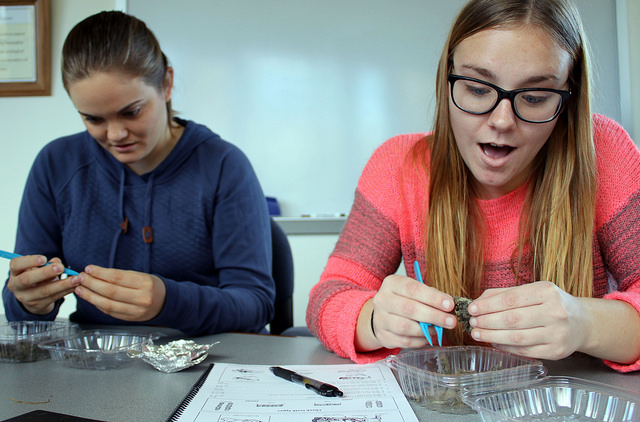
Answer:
[{"xmin": 0, "ymin": 0, "xmax": 50, "ymax": 96}]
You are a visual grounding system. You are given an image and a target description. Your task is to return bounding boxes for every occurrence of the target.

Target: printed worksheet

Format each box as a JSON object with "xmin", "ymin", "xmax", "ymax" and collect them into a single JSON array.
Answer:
[{"xmin": 169, "ymin": 363, "xmax": 419, "ymax": 422}]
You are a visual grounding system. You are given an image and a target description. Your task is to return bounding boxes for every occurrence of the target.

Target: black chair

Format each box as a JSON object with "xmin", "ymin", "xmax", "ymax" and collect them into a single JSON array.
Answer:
[{"xmin": 269, "ymin": 218, "xmax": 294, "ymax": 335}]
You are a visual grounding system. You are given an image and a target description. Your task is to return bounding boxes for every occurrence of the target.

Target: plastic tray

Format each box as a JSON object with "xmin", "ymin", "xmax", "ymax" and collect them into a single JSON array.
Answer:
[
  {"xmin": 38, "ymin": 330, "xmax": 153, "ymax": 369},
  {"xmin": 0, "ymin": 320, "xmax": 79, "ymax": 363},
  {"xmin": 385, "ymin": 346, "xmax": 547, "ymax": 414},
  {"xmin": 461, "ymin": 376, "xmax": 640, "ymax": 421}
]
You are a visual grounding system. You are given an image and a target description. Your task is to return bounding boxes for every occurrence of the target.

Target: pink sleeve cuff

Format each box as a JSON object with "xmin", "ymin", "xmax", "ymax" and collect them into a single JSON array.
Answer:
[
  {"xmin": 340, "ymin": 293, "xmax": 402, "ymax": 364},
  {"xmin": 602, "ymin": 290, "xmax": 640, "ymax": 372},
  {"xmin": 323, "ymin": 289, "xmax": 401, "ymax": 364}
]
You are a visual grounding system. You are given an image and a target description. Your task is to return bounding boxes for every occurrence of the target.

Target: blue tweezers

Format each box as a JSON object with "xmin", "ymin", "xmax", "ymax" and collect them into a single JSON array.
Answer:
[
  {"xmin": 413, "ymin": 260, "xmax": 443, "ymax": 347},
  {"xmin": 0, "ymin": 249, "xmax": 79, "ymax": 276}
]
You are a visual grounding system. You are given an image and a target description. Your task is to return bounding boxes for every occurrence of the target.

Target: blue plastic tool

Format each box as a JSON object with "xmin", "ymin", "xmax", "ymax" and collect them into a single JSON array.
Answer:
[
  {"xmin": 413, "ymin": 260, "xmax": 443, "ymax": 347},
  {"xmin": 0, "ymin": 249, "xmax": 79, "ymax": 276}
]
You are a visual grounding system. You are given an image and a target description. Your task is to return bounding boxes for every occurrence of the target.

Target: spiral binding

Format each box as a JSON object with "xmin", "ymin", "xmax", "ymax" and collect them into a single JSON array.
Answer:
[{"xmin": 166, "ymin": 364, "xmax": 214, "ymax": 421}]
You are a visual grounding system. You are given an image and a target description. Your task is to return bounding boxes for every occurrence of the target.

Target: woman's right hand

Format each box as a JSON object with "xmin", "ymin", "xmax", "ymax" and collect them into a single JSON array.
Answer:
[
  {"xmin": 355, "ymin": 274, "xmax": 456, "ymax": 352},
  {"xmin": 6, "ymin": 254, "xmax": 76, "ymax": 315}
]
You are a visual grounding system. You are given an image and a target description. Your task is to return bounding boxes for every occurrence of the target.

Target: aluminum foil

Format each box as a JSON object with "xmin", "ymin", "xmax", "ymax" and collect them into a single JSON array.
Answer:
[{"xmin": 129, "ymin": 339, "xmax": 219, "ymax": 373}]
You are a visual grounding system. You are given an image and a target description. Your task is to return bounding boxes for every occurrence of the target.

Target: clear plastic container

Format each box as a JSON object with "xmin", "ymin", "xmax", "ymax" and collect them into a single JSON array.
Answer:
[
  {"xmin": 384, "ymin": 346, "xmax": 547, "ymax": 414},
  {"xmin": 0, "ymin": 320, "xmax": 79, "ymax": 363},
  {"xmin": 38, "ymin": 330, "xmax": 153, "ymax": 369},
  {"xmin": 460, "ymin": 376, "xmax": 640, "ymax": 421}
]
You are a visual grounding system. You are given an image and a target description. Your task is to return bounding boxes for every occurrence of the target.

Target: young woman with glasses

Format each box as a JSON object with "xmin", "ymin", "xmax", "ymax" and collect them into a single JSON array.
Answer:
[{"xmin": 307, "ymin": 0, "xmax": 640, "ymax": 373}]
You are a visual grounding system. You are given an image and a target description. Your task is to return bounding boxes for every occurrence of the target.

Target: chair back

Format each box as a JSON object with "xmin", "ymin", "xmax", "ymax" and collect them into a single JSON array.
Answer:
[{"xmin": 270, "ymin": 218, "xmax": 294, "ymax": 334}]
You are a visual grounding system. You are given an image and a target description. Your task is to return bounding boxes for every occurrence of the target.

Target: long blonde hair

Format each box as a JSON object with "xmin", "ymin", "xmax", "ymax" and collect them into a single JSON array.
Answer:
[{"xmin": 418, "ymin": 0, "xmax": 596, "ymax": 344}]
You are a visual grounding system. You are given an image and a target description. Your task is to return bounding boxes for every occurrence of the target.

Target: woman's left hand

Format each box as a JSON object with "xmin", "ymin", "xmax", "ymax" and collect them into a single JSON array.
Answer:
[
  {"xmin": 467, "ymin": 281, "xmax": 587, "ymax": 360},
  {"xmin": 72, "ymin": 265, "xmax": 166, "ymax": 322}
]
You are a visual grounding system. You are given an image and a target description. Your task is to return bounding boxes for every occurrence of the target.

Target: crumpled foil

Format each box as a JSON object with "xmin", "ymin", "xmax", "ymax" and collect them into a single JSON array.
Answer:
[{"xmin": 129, "ymin": 339, "xmax": 219, "ymax": 373}]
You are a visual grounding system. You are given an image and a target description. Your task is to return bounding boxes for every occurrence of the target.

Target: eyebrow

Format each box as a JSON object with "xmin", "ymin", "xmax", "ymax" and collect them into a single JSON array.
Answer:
[
  {"xmin": 77, "ymin": 99, "xmax": 144, "ymax": 119},
  {"xmin": 456, "ymin": 64, "xmax": 562, "ymax": 84}
]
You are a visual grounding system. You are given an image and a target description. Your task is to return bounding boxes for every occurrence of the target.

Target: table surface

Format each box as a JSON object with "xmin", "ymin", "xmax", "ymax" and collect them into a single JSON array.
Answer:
[{"xmin": 1, "ymin": 326, "xmax": 639, "ymax": 422}]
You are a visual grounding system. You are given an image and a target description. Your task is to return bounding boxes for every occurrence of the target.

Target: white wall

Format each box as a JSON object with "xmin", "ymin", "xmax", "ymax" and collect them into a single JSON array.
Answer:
[
  {"xmin": 1, "ymin": 1, "xmax": 637, "ymax": 327},
  {"xmin": 128, "ymin": 0, "xmax": 625, "ymax": 218},
  {"xmin": 0, "ymin": 0, "xmax": 120, "ymax": 318},
  {"xmin": 131, "ymin": 0, "xmax": 631, "ymax": 327},
  {"xmin": 288, "ymin": 235, "xmax": 337, "ymax": 326}
]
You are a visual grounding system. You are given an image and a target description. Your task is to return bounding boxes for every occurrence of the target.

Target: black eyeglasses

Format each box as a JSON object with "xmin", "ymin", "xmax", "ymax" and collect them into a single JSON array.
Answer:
[{"xmin": 448, "ymin": 74, "xmax": 572, "ymax": 123}]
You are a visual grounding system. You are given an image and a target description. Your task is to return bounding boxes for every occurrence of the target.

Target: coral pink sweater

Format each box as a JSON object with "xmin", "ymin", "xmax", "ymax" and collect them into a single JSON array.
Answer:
[{"xmin": 307, "ymin": 114, "xmax": 640, "ymax": 372}]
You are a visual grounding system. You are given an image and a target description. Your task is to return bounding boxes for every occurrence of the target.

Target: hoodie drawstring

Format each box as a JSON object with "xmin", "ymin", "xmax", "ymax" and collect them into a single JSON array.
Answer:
[
  {"xmin": 108, "ymin": 169, "xmax": 154, "ymax": 273},
  {"xmin": 108, "ymin": 168, "xmax": 127, "ymax": 268},
  {"xmin": 142, "ymin": 173, "xmax": 155, "ymax": 272}
]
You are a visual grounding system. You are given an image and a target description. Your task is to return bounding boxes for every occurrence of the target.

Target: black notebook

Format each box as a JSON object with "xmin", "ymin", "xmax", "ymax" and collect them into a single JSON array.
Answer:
[
  {"xmin": 166, "ymin": 363, "xmax": 214, "ymax": 422},
  {"xmin": 1, "ymin": 410, "xmax": 105, "ymax": 422}
]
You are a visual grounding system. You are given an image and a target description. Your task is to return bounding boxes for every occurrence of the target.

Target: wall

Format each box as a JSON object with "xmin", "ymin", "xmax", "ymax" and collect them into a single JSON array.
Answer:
[
  {"xmin": 0, "ymin": 1, "xmax": 635, "ymax": 327},
  {"xmin": 128, "ymin": 0, "xmax": 624, "ymax": 218},
  {"xmin": 127, "ymin": 0, "xmax": 630, "ymax": 327},
  {"xmin": 0, "ymin": 0, "xmax": 119, "ymax": 318},
  {"xmin": 288, "ymin": 234, "xmax": 337, "ymax": 326}
]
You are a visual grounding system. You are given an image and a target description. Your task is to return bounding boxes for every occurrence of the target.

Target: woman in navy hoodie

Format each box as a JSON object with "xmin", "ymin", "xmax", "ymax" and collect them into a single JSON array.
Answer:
[{"xmin": 2, "ymin": 11, "xmax": 275, "ymax": 335}]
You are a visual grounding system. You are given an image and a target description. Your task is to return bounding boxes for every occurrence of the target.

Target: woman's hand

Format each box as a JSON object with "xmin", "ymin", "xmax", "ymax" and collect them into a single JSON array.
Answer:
[
  {"xmin": 469, "ymin": 281, "xmax": 640, "ymax": 364},
  {"xmin": 468, "ymin": 281, "xmax": 591, "ymax": 360},
  {"xmin": 73, "ymin": 265, "xmax": 166, "ymax": 322},
  {"xmin": 356, "ymin": 274, "xmax": 455, "ymax": 352},
  {"xmin": 6, "ymin": 254, "xmax": 76, "ymax": 315}
]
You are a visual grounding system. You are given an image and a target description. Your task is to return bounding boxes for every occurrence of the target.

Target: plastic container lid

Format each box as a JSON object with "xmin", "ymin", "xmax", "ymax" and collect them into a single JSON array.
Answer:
[
  {"xmin": 38, "ymin": 330, "xmax": 154, "ymax": 370},
  {"xmin": 384, "ymin": 346, "xmax": 547, "ymax": 414},
  {"xmin": 460, "ymin": 376, "xmax": 640, "ymax": 421}
]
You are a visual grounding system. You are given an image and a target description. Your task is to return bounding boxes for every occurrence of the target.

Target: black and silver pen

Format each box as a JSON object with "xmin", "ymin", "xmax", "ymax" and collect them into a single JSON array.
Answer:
[{"xmin": 270, "ymin": 366, "xmax": 344, "ymax": 397}]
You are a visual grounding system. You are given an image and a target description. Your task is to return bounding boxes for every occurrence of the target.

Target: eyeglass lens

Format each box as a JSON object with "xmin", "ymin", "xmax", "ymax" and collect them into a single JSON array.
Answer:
[{"xmin": 451, "ymin": 78, "xmax": 564, "ymax": 123}]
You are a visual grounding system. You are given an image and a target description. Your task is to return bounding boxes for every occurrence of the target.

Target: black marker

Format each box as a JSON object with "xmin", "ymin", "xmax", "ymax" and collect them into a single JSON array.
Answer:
[{"xmin": 270, "ymin": 366, "xmax": 344, "ymax": 397}]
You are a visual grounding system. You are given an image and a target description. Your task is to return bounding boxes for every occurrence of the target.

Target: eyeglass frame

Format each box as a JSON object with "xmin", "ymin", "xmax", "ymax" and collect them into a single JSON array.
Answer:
[{"xmin": 447, "ymin": 74, "xmax": 572, "ymax": 124}]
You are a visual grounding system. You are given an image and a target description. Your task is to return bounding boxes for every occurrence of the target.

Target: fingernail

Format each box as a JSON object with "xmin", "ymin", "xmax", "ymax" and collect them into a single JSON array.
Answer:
[
  {"xmin": 469, "ymin": 304, "xmax": 478, "ymax": 314},
  {"xmin": 442, "ymin": 299, "xmax": 451, "ymax": 310},
  {"xmin": 445, "ymin": 316, "xmax": 455, "ymax": 327},
  {"xmin": 52, "ymin": 264, "xmax": 63, "ymax": 273},
  {"xmin": 472, "ymin": 330, "xmax": 480, "ymax": 340},
  {"xmin": 75, "ymin": 287, "xmax": 83, "ymax": 297},
  {"xmin": 85, "ymin": 266, "xmax": 93, "ymax": 275},
  {"xmin": 71, "ymin": 276, "xmax": 81, "ymax": 286},
  {"xmin": 469, "ymin": 317, "xmax": 477, "ymax": 327}
]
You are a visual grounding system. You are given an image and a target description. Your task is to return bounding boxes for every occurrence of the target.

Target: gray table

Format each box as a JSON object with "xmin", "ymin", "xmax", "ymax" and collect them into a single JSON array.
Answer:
[{"xmin": 1, "ymin": 327, "xmax": 639, "ymax": 422}]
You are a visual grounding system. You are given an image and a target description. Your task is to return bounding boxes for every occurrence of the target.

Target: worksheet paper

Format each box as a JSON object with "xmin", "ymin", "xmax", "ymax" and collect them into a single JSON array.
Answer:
[{"xmin": 171, "ymin": 362, "xmax": 420, "ymax": 422}]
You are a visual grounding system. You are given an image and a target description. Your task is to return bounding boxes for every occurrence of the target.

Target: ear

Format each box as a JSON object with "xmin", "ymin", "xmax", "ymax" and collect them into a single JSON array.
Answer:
[{"xmin": 163, "ymin": 67, "xmax": 174, "ymax": 102}]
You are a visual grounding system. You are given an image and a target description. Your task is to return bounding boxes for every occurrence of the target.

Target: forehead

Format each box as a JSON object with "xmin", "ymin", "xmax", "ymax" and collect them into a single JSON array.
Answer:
[
  {"xmin": 452, "ymin": 25, "xmax": 572, "ymax": 86},
  {"xmin": 67, "ymin": 71, "xmax": 158, "ymax": 114}
]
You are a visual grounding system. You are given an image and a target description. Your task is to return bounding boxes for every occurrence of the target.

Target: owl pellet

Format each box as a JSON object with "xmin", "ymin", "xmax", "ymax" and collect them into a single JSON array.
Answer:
[{"xmin": 453, "ymin": 296, "xmax": 473, "ymax": 334}]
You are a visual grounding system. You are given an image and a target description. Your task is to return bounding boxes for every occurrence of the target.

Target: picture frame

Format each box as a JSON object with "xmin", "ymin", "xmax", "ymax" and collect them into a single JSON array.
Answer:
[{"xmin": 0, "ymin": 0, "xmax": 50, "ymax": 96}]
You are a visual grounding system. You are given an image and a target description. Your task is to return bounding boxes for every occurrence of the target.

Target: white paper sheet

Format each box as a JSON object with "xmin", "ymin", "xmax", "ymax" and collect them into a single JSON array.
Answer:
[{"xmin": 171, "ymin": 362, "xmax": 419, "ymax": 422}]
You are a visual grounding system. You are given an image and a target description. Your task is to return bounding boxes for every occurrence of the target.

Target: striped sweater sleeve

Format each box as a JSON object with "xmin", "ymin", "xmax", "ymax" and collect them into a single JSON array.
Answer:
[
  {"xmin": 306, "ymin": 134, "xmax": 424, "ymax": 363},
  {"xmin": 592, "ymin": 114, "xmax": 640, "ymax": 372}
]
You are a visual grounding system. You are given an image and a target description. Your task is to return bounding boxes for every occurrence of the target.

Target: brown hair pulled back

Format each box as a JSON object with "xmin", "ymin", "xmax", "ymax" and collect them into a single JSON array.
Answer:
[{"xmin": 62, "ymin": 11, "xmax": 174, "ymax": 120}]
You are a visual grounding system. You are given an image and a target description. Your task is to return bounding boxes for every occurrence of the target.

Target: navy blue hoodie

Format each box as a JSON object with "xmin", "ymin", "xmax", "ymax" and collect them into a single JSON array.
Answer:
[{"xmin": 3, "ymin": 119, "xmax": 275, "ymax": 335}]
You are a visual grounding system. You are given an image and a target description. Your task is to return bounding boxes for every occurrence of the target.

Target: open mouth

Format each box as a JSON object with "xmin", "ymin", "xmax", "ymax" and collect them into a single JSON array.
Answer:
[{"xmin": 480, "ymin": 143, "xmax": 514, "ymax": 159}]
